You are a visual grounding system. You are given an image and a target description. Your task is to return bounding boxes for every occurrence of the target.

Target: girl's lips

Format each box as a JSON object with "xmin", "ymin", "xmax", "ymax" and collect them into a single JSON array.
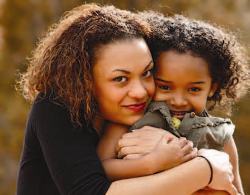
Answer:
[
  {"xmin": 125, "ymin": 102, "xmax": 146, "ymax": 112},
  {"xmin": 170, "ymin": 110, "xmax": 190, "ymax": 119}
]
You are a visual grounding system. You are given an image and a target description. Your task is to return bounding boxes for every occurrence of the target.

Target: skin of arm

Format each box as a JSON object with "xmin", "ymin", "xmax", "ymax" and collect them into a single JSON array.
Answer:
[
  {"xmin": 106, "ymin": 157, "xmax": 212, "ymax": 195},
  {"xmin": 223, "ymin": 136, "xmax": 244, "ymax": 195},
  {"xmin": 97, "ymin": 123, "xmax": 196, "ymax": 181},
  {"xmin": 97, "ymin": 123, "xmax": 157, "ymax": 180},
  {"xmin": 193, "ymin": 136, "xmax": 243, "ymax": 195}
]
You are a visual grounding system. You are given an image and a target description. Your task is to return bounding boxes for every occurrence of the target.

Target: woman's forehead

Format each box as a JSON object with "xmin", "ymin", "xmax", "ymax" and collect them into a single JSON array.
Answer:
[{"xmin": 93, "ymin": 39, "xmax": 153, "ymax": 74}]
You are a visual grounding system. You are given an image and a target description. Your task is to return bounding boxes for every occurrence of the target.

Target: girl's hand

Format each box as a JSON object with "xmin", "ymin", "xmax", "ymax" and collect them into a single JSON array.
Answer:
[
  {"xmin": 117, "ymin": 126, "xmax": 176, "ymax": 159},
  {"xmin": 198, "ymin": 149, "xmax": 238, "ymax": 195}
]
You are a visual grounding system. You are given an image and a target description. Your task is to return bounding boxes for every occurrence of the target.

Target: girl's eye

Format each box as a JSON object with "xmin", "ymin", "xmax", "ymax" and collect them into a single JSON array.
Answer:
[
  {"xmin": 158, "ymin": 85, "xmax": 171, "ymax": 91},
  {"xmin": 188, "ymin": 87, "xmax": 201, "ymax": 92},
  {"xmin": 142, "ymin": 69, "xmax": 153, "ymax": 78},
  {"xmin": 113, "ymin": 76, "xmax": 127, "ymax": 83}
]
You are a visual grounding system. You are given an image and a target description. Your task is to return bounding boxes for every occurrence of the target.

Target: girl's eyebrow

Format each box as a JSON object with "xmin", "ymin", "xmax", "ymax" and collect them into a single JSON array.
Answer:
[
  {"xmin": 155, "ymin": 78, "xmax": 171, "ymax": 83},
  {"xmin": 112, "ymin": 60, "xmax": 153, "ymax": 74},
  {"xmin": 190, "ymin": 81, "xmax": 206, "ymax": 84},
  {"xmin": 155, "ymin": 78, "xmax": 206, "ymax": 84}
]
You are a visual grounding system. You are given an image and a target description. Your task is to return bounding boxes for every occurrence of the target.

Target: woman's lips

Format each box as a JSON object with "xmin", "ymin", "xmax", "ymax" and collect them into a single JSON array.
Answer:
[{"xmin": 125, "ymin": 102, "xmax": 146, "ymax": 112}]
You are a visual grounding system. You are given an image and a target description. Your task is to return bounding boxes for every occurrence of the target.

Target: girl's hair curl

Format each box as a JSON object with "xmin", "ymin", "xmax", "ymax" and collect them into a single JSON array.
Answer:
[{"xmin": 139, "ymin": 12, "xmax": 249, "ymax": 114}]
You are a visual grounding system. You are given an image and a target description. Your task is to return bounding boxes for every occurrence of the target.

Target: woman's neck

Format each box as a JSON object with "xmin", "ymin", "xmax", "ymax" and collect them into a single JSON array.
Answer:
[{"xmin": 93, "ymin": 115, "xmax": 106, "ymax": 136}]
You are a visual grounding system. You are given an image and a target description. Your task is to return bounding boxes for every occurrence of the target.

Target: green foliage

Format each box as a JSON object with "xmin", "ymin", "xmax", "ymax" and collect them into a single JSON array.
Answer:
[{"xmin": 0, "ymin": 0, "xmax": 249, "ymax": 194}]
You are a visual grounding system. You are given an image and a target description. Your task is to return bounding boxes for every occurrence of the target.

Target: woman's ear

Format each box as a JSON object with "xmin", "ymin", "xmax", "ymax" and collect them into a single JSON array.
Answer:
[{"xmin": 208, "ymin": 83, "xmax": 218, "ymax": 97}]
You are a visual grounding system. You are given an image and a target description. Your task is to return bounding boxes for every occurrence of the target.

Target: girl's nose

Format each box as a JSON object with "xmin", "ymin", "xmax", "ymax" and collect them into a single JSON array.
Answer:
[{"xmin": 169, "ymin": 93, "xmax": 188, "ymax": 107}]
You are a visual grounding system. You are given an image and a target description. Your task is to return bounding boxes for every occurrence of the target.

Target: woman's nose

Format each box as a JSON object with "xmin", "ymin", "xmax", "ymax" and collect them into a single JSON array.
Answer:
[{"xmin": 128, "ymin": 80, "xmax": 148, "ymax": 100}]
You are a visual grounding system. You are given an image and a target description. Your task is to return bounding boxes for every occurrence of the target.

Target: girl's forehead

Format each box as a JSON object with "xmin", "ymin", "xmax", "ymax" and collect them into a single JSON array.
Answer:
[{"xmin": 155, "ymin": 50, "xmax": 212, "ymax": 80}]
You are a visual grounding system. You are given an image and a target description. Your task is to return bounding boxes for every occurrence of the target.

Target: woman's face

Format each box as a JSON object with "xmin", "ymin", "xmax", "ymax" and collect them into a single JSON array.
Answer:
[{"xmin": 93, "ymin": 38, "xmax": 155, "ymax": 126}]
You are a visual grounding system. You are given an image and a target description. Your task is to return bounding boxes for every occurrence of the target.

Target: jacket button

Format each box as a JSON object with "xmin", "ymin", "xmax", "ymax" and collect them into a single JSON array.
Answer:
[{"xmin": 190, "ymin": 112, "xmax": 196, "ymax": 118}]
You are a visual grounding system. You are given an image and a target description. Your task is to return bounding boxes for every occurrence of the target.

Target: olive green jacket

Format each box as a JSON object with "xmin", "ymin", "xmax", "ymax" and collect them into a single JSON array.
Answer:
[{"xmin": 130, "ymin": 101, "xmax": 234, "ymax": 150}]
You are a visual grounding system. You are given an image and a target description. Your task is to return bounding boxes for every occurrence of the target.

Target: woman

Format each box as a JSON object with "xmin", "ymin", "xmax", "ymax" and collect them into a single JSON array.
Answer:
[{"xmin": 17, "ymin": 4, "xmax": 236, "ymax": 195}]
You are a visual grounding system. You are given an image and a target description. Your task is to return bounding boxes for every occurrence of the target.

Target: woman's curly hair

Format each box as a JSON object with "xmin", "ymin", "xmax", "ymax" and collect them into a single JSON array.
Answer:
[
  {"xmin": 139, "ymin": 12, "xmax": 250, "ymax": 114},
  {"xmin": 17, "ymin": 4, "xmax": 150, "ymax": 126}
]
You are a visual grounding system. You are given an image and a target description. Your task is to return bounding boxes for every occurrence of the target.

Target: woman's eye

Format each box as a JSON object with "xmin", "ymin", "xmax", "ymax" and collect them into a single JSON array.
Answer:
[
  {"xmin": 142, "ymin": 69, "xmax": 153, "ymax": 78},
  {"xmin": 158, "ymin": 85, "xmax": 171, "ymax": 91},
  {"xmin": 188, "ymin": 87, "xmax": 201, "ymax": 92},
  {"xmin": 113, "ymin": 76, "xmax": 127, "ymax": 83}
]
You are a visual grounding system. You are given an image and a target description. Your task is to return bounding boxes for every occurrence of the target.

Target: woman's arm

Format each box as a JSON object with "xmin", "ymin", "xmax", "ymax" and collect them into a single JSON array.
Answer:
[
  {"xmin": 194, "ymin": 136, "xmax": 244, "ymax": 195},
  {"xmin": 107, "ymin": 153, "xmax": 237, "ymax": 195},
  {"xmin": 97, "ymin": 124, "xmax": 196, "ymax": 181},
  {"xmin": 224, "ymin": 137, "xmax": 244, "ymax": 194},
  {"xmin": 28, "ymin": 98, "xmax": 111, "ymax": 195}
]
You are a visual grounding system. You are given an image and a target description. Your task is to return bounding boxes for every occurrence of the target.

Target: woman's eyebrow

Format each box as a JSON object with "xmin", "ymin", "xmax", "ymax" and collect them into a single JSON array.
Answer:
[
  {"xmin": 144, "ymin": 60, "xmax": 154, "ymax": 71},
  {"xmin": 112, "ymin": 60, "xmax": 153, "ymax": 74},
  {"xmin": 112, "ymin": 69, "xmax": 130, "ymax": 74}
]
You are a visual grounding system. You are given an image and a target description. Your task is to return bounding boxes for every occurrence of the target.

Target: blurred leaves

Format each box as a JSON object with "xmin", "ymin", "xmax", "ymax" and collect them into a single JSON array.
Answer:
[{"xmin": 0, "ymin": 0, "xmax": 249, "ymax": 194}]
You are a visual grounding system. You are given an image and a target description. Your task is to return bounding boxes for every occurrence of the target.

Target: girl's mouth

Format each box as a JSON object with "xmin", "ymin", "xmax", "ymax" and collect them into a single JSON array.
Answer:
[{"xmin": 170, "ymin": 110, "xmax": 190, "ymax": 119}]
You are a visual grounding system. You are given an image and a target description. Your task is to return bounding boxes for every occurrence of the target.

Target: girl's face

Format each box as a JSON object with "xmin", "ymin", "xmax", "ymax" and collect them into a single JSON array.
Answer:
[
  {"xmin": 93, "ymin": 38, "xmax": 155, "ymax": 125},
  {"xmin": 154, "ymin": 50, "xmax": 217, "ymax": 120}
]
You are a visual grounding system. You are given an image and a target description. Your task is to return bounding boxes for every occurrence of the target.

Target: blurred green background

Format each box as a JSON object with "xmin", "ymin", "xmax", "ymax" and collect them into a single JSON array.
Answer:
[{"xmin": 0, "ymin": 0, "xmax": 249, "ymax": 194}]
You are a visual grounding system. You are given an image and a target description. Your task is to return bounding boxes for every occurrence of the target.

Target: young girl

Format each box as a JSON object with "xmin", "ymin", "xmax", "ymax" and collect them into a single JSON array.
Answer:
[{"xmin": 97, "ymin": 13, "xmax": 249, "ymax": 194}]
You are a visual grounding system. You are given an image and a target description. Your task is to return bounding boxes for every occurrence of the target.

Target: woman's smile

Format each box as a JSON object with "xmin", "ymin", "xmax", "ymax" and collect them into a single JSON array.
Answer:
[{"xmin": 123, "ymin": 102, "xmax": 147, "ymax": 113}]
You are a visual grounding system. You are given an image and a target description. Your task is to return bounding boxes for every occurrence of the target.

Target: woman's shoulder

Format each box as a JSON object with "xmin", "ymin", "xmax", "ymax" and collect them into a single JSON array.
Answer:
[
  {"xmin": 29, "ymin": 92, "xmax": 71, "ymax": 126},
  {"xmin": 31, "ymin": 91, "xmax": 69, "ymax": 114},
  {"xmin": 28, "ymin": 92, "xmax": 97, "ymax": 136}
]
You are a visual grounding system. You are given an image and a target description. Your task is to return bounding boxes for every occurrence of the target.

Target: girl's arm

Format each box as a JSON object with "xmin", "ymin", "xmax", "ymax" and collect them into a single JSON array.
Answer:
[
  {"xmin": 224, "ymin": 136, "xmax": 244, "ymax": 195},
  {"xmin": 97, "ymin": 124, "xmax": 196, "ymax": 181},
  {"xmin": 97, "ymin": 123, "xmax": 155, "ymax": 180}
]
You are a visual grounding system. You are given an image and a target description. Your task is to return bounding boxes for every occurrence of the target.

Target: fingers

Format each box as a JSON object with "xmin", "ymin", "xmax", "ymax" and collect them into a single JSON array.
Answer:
[
  {"xmin": 117, "ymin": 127, "xmax": 172, "ymax": 157},
  {"xmin": 169, "ymin": 138, "xmax": 196, "ymax": 162},
  {"xmin": 179, "ymin": 137, "xmax": 193, "ymax": 148},
  {"xmin": 123, "ymin": 154, "xmax": 143, "ymax": 160},
  {"xmin": 118, "ymin": 137, "xmax": 138, "ymax": 148},
  {"xmin": 117, "ymin": 146, "xmax": 151, "ymax": 159},
  {"xmin": 182, "ymin": 147, "xmax": 198, "ymax": 162},
  {"xmin": 132, "ymin": 126, "xmax": 167, "ymax": 134},
  {"xmin": 125, "ymin": 126, "xmax": 174, "ymax": 138},
  {"xmin": 181, "ymin": 140, "xmax": 194, "ymax": 153},
  {"xmin": 165, "ymin": 135, "xmax": 175, "ymax": 143}
]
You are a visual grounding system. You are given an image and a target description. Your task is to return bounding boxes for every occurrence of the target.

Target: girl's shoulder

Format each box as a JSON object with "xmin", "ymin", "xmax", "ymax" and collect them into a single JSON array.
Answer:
[{"xmin": 179, "ymin": 114, "xmax": 235, "ymax": 150}]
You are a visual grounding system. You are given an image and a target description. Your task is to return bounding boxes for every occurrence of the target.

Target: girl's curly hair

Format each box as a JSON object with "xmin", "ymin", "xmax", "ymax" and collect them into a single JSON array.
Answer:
[
  {"xmin": 17, "ymin": 4, "xmax": 150, "ymax": 126},
  {"xmin": 139, "ymin": 12, "xmax": 249, "ymax": 114}
]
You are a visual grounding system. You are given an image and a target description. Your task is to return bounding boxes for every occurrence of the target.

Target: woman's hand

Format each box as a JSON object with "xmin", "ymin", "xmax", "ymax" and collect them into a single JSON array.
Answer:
[
  {"xmin": 145, "ymin": 136, "xmax": 198, "ymax": 172},
  {"xmin": 117, "ymin": 126, "xmax": 177, "ymax": 159},
  {"xmin": 117, "ymin": 126, "xmax": 197, "ymax": 172},
  {"xmin": 198, "ymin": 149, "xmax": 238, "ymax": 195}
]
